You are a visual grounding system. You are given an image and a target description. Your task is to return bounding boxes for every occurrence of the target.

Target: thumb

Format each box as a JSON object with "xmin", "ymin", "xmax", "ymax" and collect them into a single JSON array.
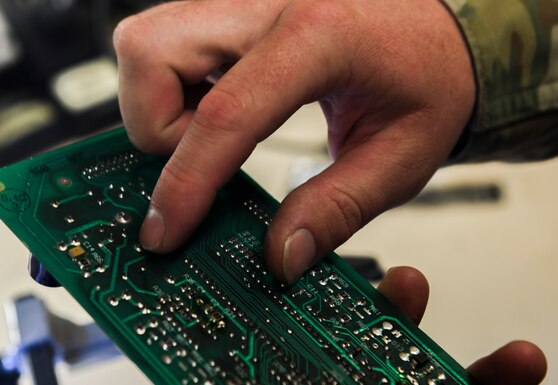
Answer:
[
  {"xmin": 264, "ymin": 119, "xmax": 446, "ymax": 283},
  {"xmin": 138, "ymin": 18, "xmax": 341, "ymax": 252},
  {"xmin": 467, "ymin": 341, "xmax": 547, "ymax": 385}
]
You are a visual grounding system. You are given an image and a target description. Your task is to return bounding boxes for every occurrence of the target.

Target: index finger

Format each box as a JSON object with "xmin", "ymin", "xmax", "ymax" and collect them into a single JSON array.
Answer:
[{"xmin": 138, "ymin": 17, "xmax": 345, "ymax": 252}]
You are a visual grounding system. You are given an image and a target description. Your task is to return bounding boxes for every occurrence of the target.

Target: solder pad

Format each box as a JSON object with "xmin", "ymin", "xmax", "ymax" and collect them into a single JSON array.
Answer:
[{"xmin": 0, "ymin": 128, "xmax": 478, "ymax": 385}]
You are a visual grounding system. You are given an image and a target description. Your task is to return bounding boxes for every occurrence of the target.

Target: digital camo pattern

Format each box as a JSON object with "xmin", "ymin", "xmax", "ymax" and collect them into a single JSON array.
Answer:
[{"xmin": 442, "ymin": 0, "xmax": 558, "ymax": 161}]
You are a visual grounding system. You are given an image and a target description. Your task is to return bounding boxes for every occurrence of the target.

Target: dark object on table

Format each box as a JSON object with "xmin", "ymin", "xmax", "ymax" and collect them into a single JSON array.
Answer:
[{"xmin": 342, "ymin": 255, "xmax": 385, "ymax": 282}]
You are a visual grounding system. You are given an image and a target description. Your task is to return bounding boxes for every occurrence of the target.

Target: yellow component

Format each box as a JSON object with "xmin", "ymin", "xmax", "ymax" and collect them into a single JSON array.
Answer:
[
  {"xmin": 67, "ymin": 246, "xmax": 86, "ymax": 259},
  {"xmin": 0, "ymin": 182, "xmax": 5, "ymax": 192}
]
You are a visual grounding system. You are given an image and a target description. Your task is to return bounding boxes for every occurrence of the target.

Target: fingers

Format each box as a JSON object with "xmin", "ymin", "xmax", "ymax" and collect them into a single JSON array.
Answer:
[
  {"xmin": 376, "ymin": 267, "xmax": 429, "ymax": 325},
  {"xmin": 136, "ymin": 9, "xmax": 348, "ymax": 252},
  {"xmin": 114, "ymin": 2, "xmax": 214, "ymax": 155},
  {"xmin": 265, "ymin": 113, "xmax": 449, "ymax": 283},
  {"xmin": 113, "ymin": 1, "xmax": 280, "ymax": 155},
  {"xmin": 468, "ymin": 341, "xmax": 547, "ymax": 385},
  {"xmin": 257, "ymin": 0, "xmax": 474, "ymax": 283},
  {"xmin": 115, "ymin": 0, "xmax": 471, "ymax": 265},
  {"xmin": 377, "ymin": 269, "xmax": 547, "ymax": 385}
]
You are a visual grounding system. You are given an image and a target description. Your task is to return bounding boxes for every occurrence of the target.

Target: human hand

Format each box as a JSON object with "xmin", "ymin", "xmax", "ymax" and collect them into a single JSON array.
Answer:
[
  {"xmin": 377, "ymin": 267, "xmax": 546, "ymax": 385},
  {"xmin": 114, "ymin": 0, "xmax": 476, "ymax": 282}
]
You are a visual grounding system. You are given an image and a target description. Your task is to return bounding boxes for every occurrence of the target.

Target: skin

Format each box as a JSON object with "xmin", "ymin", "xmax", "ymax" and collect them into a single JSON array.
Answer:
[
  {"xmin": 114, "ymin": 1, "xmax": 547, "ymax": 382},
  {"xmin": 377, "ymin": 267, "xmax": 547, "ymax": 385},
  {"xmin": 113, "ymin": 0, "xmax": 475, "ymax": 283}
]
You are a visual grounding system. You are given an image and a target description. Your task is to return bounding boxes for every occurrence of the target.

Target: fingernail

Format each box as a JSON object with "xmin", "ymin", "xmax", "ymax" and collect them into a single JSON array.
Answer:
[
  {"xmin": 141, "ymin": 206, "xmax": 165, "ymax": 250},
  {"xmin": 283, "ymin": 228, "xmax": 316, "ymax": 284}
]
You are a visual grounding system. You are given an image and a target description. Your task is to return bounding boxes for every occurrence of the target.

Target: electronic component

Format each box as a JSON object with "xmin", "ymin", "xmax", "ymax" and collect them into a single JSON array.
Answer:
[{"xmin": 0, "ymin": 128, "xmax": 478, "ymax": 385}]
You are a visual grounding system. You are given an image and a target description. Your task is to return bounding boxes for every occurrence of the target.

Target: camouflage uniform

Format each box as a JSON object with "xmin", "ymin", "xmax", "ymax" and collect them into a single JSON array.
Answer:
[{"xmin": 441, "ymin": 0, "xmax": 558, "ymax": 162}]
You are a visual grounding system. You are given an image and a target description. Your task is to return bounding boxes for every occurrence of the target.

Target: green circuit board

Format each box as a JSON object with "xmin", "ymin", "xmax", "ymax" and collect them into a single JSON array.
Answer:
[{"xmin": 0, "ymin": 128, "xmax": 477, "ymax": 385}]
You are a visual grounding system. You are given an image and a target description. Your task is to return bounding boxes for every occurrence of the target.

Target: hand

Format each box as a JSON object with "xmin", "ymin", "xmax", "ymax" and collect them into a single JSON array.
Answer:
[
  {"xmin": 377, "ymin": 267, "xmax": 546, "ymax": 385},
  {"xmin": 114, "ymin": 0, "xmax": 476, "ymax": 282}
]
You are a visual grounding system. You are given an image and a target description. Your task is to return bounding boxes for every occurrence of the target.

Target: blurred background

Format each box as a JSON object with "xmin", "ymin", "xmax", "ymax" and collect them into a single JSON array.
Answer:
[
  {"xmin": 0, "ymin": 0, "xmax": 153, "ymax": 165},
  {"xmin": 0, "ymin": 1, "xmax": 557, "ymax": 384}
]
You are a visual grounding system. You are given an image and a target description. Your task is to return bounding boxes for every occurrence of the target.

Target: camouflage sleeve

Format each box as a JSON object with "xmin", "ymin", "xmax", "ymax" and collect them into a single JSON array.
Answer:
[{"xmin": 441, "ymin": 0, "xmax": 558, "ymax": 162}]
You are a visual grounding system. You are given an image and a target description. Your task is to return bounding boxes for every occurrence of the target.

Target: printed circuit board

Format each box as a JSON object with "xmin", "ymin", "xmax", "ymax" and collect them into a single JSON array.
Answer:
[{"xmin": 0, "ymin": 128, "xmax": 478, "ymax": 385}]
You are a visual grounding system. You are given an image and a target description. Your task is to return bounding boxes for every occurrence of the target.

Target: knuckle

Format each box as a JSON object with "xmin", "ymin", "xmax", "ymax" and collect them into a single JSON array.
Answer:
[
  {"xmin": 126, "ymin": 126, "xmax": 171, "ymax": 156},
  {"xmin": 326, "ymin": 183, "xmax": 366, "ymax": 241},
  {"xmin": 112, "ymin": 16, "xmax": 134, "ymax": 53},
  {"xmin": 126, "ymin": 129, "xmax": 155, "ymax": 153},
  {"xmin": 158, "ymin": 156, "xmax": 194, "ymax": 196},
  {"xmin": 194, "ymin": 84, "xmax": 253, "ymax": 135},
  {"xmin": 290, "ymin": 0, "xmax": 353, "ymax": 31},
  {"xmin": 113, "ymin": 15, "xmax": 152, "ymax": 60}
]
